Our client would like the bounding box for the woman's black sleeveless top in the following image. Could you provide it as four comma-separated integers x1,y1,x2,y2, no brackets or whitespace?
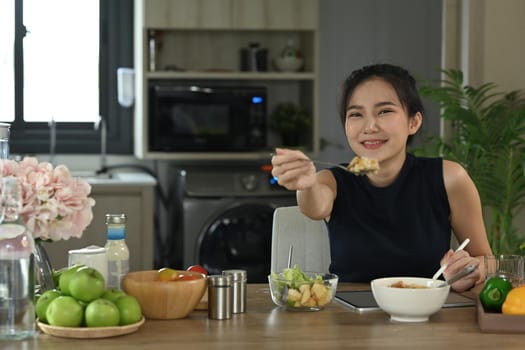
326,154,451,282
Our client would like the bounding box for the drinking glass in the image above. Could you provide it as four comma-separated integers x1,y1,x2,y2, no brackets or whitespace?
485,254,525,287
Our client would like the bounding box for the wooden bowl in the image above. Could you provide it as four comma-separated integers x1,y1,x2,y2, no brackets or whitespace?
194,289,208,310
123,270,207,319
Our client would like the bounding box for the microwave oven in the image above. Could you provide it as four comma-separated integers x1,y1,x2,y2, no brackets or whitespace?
148,81,267,152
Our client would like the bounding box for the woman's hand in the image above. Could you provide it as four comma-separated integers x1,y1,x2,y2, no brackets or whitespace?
440,249,482,292
271,148,317,191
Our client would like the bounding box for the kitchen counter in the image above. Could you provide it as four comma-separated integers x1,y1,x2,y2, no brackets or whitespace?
72,171,157,186
9,284,524,350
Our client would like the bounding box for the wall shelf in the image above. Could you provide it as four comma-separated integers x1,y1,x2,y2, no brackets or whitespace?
147,71,316,81
133,0,319,160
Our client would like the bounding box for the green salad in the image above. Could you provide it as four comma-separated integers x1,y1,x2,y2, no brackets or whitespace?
272,265,322,289
271,265,332,308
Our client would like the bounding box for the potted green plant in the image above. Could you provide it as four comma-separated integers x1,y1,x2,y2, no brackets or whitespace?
269,103,311,147
414,69,525,254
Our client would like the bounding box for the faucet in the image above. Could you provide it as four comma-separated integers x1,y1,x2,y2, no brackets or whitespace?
94,116,107,173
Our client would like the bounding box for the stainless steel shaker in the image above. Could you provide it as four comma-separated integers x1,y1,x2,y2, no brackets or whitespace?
222,269,246,313
207,274,233,320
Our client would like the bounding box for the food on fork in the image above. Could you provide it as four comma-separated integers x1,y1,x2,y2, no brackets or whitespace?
347,156,379,175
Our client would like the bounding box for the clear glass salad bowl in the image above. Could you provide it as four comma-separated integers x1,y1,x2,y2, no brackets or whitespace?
268,269,338,311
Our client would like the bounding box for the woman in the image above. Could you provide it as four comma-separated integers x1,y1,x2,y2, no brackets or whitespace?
271,64,492,292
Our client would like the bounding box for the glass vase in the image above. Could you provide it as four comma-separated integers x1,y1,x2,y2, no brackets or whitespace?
33,239,55,294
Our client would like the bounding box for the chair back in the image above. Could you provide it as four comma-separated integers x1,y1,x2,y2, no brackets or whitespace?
270,206,331,274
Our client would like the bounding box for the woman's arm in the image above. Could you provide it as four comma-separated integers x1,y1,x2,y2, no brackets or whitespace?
442,160,493,291
271,148,337,220
297,170,337,220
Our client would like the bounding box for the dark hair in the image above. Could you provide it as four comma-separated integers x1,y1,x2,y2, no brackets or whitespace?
338,64,425,126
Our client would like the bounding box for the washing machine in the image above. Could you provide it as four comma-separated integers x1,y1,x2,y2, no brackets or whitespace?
171,165,296,283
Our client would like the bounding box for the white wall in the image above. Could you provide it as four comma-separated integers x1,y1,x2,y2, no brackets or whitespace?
318,0,443,163
445,0,525,91
478,0,525,92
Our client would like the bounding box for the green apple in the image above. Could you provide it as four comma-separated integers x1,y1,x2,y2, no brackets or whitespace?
102,288,127,303
69,267,105,303
35,289,61,323
58,264,84,295
52,266,69,287
115,295,142,325
85,299,120,327
46,296,83,327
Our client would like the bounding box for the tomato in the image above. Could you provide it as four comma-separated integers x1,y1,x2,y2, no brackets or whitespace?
177,273,201,281
187,265,208,276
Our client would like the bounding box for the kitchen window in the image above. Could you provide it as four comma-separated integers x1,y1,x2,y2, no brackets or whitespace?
1,0,133,155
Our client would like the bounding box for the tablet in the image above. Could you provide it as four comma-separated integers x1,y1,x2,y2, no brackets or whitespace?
335,290,381,312
335,290,475,313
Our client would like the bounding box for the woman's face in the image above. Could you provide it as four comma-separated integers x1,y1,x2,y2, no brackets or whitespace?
344,78,421,164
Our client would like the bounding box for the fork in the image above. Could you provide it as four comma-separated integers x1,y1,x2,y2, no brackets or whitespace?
271,153,368,174
270,153,349,172
298,159,350,172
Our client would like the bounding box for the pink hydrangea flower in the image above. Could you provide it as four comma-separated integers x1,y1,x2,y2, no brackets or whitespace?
1,157,96,241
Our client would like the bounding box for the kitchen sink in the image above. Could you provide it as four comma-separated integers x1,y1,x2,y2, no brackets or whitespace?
70,171,157,186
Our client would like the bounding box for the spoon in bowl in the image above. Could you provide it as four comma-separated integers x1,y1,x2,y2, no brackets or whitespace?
432,238,471,280
287,245,293,269
438,262,478,288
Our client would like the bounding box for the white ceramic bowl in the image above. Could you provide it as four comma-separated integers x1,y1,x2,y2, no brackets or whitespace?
273,57,304,72
371,277,450,322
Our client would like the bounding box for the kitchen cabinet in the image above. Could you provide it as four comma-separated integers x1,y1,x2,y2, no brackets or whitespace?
133,0,319,160
143,0,317,30
41,176,155,273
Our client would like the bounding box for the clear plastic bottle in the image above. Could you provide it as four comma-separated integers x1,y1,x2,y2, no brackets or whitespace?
104,213,130,289
0,176,36,340
148,30,156,72
0,123,10,160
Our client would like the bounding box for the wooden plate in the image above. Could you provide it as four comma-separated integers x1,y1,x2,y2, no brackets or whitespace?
37,317,145,339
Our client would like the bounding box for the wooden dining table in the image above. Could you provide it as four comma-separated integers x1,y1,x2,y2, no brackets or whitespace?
6,283,524,350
